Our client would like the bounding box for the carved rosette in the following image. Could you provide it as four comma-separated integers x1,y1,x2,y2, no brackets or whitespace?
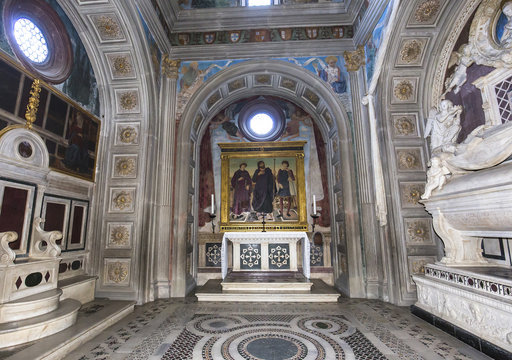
113,155,137,178
397,149,423,171
406,219,433,244
117,90,139,113
399,39,423,64
91,14,124,41
343,45,366,72
110,188,135,212
106,53,134,78
108,223,131,248
401,183,425,207
392,115,417,136
106,260,129,284
116,124,139,145
414,0,441,23
393,80,414,101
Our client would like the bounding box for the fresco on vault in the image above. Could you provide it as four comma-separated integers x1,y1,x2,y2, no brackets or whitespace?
176,55,351,119
179,0,343,10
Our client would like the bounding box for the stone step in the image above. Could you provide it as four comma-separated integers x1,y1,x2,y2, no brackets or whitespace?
197,279,340,302
0,288,63,324
0,298,81,349
221,281,313,292
1,299,135,360
58,275,97,304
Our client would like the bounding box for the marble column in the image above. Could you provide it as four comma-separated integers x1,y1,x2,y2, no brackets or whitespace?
344,47,385,300
152,56,180,298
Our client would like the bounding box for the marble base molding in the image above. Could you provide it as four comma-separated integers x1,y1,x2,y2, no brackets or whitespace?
413,264,512,353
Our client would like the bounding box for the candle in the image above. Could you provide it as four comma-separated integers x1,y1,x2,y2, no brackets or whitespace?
211,194,215,215
313,195,317,215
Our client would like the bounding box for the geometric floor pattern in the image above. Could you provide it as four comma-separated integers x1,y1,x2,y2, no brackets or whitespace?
66,297,492,360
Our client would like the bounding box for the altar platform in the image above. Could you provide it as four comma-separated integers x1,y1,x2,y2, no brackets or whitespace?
196,276,340,302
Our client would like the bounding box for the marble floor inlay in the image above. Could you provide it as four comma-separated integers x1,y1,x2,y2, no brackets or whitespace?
64,297,492,360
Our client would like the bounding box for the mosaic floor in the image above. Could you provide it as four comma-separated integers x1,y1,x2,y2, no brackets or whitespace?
66,297,491,360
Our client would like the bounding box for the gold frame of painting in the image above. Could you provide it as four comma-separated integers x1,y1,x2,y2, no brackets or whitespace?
219,141,308,232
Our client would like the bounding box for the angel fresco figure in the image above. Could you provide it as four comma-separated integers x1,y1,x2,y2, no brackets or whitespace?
280,108,312,140
444,44,474,95
230,163,252,219
424,100,462,154
313,56,347,94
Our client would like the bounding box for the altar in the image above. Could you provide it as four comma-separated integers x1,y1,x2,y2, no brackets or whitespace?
221,232,310,280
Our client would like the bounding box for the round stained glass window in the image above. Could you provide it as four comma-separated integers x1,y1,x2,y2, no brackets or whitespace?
249,113,274,136
13,18,49,63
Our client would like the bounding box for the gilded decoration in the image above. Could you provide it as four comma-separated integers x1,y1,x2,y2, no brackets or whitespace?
119,126,138,144
280,78,297,91
110,225,130,246
108,54,133,77
397,149,422,170
114,156,136,177
119,91,138,111
393,80,414,101
107,261,129,283
228,78,246,92
24,79,41,130
414,0,441,23
255,74,271,85
400,39,422,64
93,15,123,40
343,45,366,72
393,115,417,136
112,190,133,211
207,91,221,109
162,55,180,79
408,257,435,275
406,220,432,244
303,88,320,107
401,183,425,207
322,110,333,128
219,141,308,232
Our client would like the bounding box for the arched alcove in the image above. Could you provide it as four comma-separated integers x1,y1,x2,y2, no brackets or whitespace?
172,59,364,298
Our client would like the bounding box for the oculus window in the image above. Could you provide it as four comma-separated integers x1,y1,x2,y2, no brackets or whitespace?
3,0,73,84
238,99,285,141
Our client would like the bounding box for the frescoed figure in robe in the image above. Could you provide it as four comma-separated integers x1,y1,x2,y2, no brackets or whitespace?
314,56,347,94
276,160,296,218
230,162,252,219
251,161,276,216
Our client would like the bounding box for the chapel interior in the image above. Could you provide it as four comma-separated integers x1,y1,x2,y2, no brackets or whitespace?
0,0,512,359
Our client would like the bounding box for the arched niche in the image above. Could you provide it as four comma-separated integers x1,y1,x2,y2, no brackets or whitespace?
172,59,363,298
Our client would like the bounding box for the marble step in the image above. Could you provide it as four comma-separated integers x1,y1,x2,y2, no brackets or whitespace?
1,299,135,360
221,281,313,292
58,275,97,304
0,298,81,349
0,288,63,324
197,279,340,302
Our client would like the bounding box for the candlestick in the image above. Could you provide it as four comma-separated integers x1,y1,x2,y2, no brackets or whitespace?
312,195,317,215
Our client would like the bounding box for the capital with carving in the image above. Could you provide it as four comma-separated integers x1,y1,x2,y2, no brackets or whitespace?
343,45,366,72
162,54,181,79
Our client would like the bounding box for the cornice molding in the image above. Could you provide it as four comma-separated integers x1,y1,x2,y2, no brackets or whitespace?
168,39,355,61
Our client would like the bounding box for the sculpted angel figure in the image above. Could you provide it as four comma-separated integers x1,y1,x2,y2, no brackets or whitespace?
421,155,451,199
444,44,473,95
424,100,463,154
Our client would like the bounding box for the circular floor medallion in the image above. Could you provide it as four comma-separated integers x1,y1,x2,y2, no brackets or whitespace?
240,335,307,360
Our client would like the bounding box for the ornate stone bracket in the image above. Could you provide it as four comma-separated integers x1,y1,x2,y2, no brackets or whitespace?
31,217,62,259
0,232,18,266
432,212,488,266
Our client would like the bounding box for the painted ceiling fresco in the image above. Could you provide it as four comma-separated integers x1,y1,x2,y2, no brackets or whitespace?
178,0,344,10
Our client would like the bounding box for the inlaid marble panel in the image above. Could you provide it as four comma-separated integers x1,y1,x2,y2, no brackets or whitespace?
268,243,290,270
240,244,261,270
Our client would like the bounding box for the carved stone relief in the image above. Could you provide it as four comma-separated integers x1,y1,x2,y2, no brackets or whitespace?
396,148,424,171
280,78,297,92
392,78,418,103
254,74,272,86
322,110,333,129
408,256,436,275
112,154,138,178
207,91,221,110
408,0,446,27
109,188,136,213
106,222,132,249
391,113,419,137
89,13,125,42
228,78,246,93
405,218,434,245
396,38,429,66
115,89,140,114
114,122,140,146
106,52,135,79
104,258,130,286
303,88,320,107
400,182,425,208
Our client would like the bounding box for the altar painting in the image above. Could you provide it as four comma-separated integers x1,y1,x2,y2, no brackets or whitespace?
219,142,308,232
